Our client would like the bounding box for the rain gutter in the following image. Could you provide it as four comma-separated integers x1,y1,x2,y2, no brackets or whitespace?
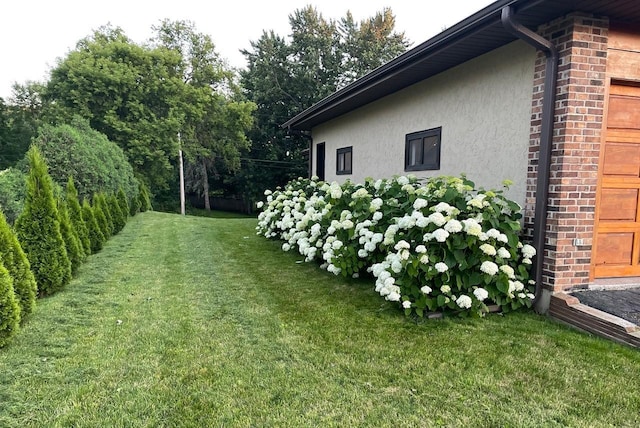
501,5,558,310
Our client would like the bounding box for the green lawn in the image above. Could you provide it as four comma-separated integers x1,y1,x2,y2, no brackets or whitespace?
1,211,638,427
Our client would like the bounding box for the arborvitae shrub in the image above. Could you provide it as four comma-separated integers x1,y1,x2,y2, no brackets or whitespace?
139,181,152,212
0,260,20,348
117,188,130,224
109,194,125,234
130,191,142,216
92,194,110,241
58,200,84,275
15,146,72,296
66,177,91,256
97,193,114,237
0,211,37,318
82,200,105,253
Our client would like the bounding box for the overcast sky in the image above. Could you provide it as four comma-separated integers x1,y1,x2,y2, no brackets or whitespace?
0,0,495,100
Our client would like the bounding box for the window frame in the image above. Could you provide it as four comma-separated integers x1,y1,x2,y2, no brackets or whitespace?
404,127,442,172
336,146,353,175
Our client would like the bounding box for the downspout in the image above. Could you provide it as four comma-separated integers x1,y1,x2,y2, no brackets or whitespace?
501,6,558,311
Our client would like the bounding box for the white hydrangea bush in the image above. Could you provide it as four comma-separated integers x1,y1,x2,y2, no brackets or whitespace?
256,175,535,318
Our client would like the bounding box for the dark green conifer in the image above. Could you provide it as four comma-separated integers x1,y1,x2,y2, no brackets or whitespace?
0,211,37,317
117,187,130,224
0,260,20,348
92,194,110,240
66,177,91,255
14,146,71,296
58,199,84,274
82,200,105,253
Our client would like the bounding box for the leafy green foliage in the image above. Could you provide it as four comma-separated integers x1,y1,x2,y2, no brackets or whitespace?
0,84,43,170
116,187,130,223
33,118,138,204
66,177,91,255
92,194,111,240
138,182,152,213
44,26,183,193
82,200,105,253
236,6,409,201
257,175,535,317
96,193,114,237
57,199,85,274
108,193,125,234
0,168,26,225
0,211,37,317
14,146,71,296
0,261,20,348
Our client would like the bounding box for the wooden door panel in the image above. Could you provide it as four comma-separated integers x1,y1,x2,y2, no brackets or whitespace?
594,232,633,265
599,188,638,221
594,84,640,278
602,143,640,176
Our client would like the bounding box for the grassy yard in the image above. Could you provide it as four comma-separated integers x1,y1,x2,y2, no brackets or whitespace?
0,211,638,427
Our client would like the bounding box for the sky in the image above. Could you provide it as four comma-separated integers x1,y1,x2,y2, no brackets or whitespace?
0,0,495,100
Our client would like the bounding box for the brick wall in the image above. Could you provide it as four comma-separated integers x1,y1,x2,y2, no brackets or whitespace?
526,14,609,292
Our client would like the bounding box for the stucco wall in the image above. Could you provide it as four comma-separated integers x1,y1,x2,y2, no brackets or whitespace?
311,40,536,207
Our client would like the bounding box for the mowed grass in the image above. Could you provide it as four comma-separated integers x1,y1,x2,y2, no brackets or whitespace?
0,212,639,427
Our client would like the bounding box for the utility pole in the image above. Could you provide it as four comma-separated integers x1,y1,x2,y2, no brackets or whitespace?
178,132,186,216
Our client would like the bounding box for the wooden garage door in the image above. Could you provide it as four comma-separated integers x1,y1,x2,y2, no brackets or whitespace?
594,84,640,277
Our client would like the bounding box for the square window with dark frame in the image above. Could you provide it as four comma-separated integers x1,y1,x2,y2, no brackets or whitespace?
405,127,441,171
336,146,352,175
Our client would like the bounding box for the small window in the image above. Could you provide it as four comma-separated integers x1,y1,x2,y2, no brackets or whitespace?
336,146,352,175
405,127,441,171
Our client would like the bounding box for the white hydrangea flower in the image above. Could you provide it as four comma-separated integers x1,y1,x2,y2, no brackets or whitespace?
497,247,511,259
480,244,497,256
440,285,451,294
444,219,463,233
387,292,401,302
420,255,429,264
420,285,432,294
415,245,427,254
402,300,412,309
527,293,535,300
256,201,264,209
282,243,291,251
435,262,448,273
416,216,430,228
397,176,410,186
428,212,447,227
433,228,450,242
413,198,429,210
394,240,411,251
351,188,369,199
522,244,536,259
486,228,501,239
373,211,383,221
461,218,482,237
473,287,489,302
497,233,508,244
332,240,344,250
358,249,368,258
342,219,354,229
500,265,516,279
264,189,272,196
456,295,472,309
480,261,499,276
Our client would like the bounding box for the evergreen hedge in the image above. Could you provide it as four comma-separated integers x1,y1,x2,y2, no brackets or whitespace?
96,193,114,237
117,188,130,223
66,177,91,255
109,193,125,234
0,211,37,317
58,199,84,274
0,260,20,347
82,200,105,253
15,147,71,296
92,194,110,241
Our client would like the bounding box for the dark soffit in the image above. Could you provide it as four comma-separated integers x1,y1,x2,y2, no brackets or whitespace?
282,0,640,131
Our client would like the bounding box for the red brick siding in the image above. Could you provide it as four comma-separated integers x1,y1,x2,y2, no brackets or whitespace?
526,14,609,292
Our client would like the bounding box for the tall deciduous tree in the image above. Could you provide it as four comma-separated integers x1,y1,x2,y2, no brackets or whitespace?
44,26,184,192
15,146,71,296
238,6,409,201
151,20,255,210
